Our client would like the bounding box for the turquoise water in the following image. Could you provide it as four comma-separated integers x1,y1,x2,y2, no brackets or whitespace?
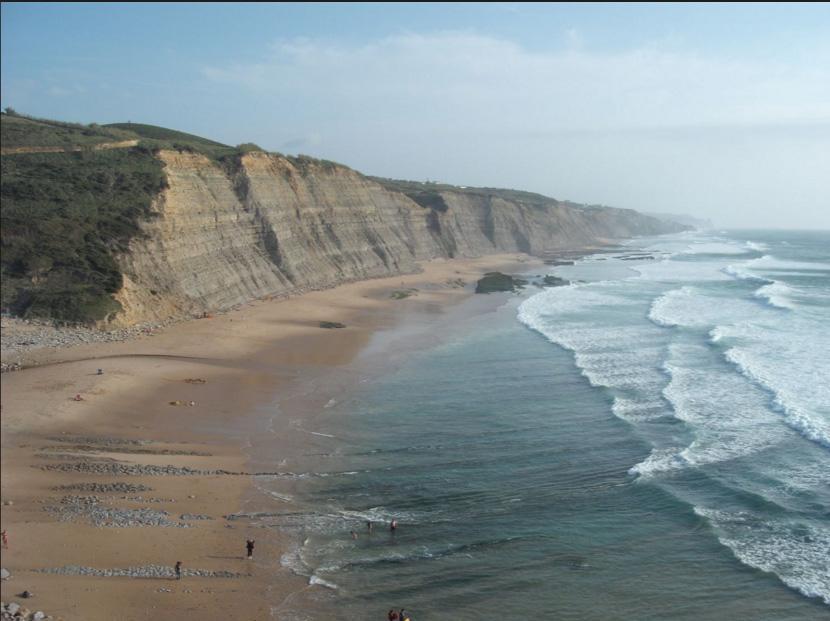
266,230,829,620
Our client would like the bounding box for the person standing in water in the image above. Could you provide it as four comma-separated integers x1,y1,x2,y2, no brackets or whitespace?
174,561,182,580
246,539,255,559
367,520,373,533
390,519,398,532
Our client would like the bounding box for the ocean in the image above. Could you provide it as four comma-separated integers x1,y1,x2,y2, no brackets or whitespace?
261,230,829,620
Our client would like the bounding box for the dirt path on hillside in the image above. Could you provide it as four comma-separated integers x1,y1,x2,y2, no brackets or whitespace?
0,139,139,155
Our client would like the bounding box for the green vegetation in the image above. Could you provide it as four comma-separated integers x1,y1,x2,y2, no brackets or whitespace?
390,289,417,300
474,272,528,294
286,154,348,172
1,112,135,149
370,177,567,210
0,111,393,324
104,122,238,159
1,148,166,323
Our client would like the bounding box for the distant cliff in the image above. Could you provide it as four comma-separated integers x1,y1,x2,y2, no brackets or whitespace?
112,152,684,324
0,113,687,325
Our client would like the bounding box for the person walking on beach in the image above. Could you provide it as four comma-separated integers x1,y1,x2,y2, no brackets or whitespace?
174,561,182,580
246,539,255,559
1,529,8,549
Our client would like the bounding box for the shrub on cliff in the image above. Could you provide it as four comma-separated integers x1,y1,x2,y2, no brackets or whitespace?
1,149,166,323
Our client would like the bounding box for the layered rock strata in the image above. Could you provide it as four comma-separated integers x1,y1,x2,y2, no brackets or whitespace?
114,150,682,325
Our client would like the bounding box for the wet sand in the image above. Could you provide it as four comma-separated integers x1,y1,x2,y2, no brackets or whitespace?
0,255,539,620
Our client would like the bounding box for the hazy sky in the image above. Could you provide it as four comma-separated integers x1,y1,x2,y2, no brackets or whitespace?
2,3,829,228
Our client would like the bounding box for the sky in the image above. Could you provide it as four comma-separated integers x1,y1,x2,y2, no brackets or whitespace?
2,3,829,229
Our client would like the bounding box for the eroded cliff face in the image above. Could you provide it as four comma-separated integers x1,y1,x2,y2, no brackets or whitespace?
114,150,683,325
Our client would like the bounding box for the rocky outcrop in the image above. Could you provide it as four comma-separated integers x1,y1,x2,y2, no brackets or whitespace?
113,150,684,325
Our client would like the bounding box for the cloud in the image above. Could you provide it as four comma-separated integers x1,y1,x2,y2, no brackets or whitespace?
201,31,830,132
199,31,830,228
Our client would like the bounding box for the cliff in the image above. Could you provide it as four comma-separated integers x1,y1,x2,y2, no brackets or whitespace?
113,151,684,325
0,114,686,326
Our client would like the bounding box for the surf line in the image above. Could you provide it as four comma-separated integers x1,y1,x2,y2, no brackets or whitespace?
295,428,337,438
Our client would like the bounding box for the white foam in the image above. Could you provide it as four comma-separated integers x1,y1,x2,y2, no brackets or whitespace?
648,286,763,328
714,320,830,449
629,447,690,477
519,283,670,423
680,242,751,256
629,338,795,478
695,507,830,604
309,575,338,589
635,258,733,283
746,241,769,252
723,263,770,283
747,255,830,272
754,281,797,310
725,346,830,449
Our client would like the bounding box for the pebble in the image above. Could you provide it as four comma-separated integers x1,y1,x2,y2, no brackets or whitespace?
44,495,188,528
53,482,153,494
180,514,212,521
41,462,210,476
35,565,244,579
1,317,173,372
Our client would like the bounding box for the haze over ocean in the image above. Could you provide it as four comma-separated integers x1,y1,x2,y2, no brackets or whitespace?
254,230,830,620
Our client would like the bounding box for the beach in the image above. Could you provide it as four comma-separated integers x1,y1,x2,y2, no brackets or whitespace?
0,254,539,621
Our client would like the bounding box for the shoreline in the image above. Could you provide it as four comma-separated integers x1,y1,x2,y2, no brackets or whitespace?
1,254,543,620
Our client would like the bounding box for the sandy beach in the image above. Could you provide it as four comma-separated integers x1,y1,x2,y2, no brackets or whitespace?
0,254,540,620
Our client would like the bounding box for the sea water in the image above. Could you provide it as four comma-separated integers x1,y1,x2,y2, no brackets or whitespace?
265,230,829,620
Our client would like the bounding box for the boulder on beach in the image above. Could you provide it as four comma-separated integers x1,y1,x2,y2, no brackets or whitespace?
475,272,528,294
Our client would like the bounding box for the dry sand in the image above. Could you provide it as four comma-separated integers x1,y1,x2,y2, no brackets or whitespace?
0,255,539,620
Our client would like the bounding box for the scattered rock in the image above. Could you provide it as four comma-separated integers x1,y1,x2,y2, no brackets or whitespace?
1,567,10,580
179,513,212,521
183,378,206,384
1,316,175,372
540,275,569,288
53,482,153,494
44,495,187,528
35,565,244,579
318,321,346,329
